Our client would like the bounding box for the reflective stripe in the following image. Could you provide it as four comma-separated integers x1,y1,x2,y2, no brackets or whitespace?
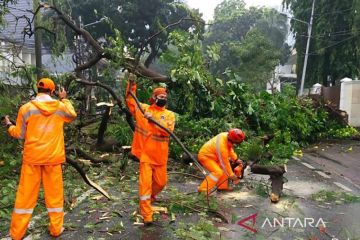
20,109,41,139
54,110,75,119
14,208,33,214
47,207,63,213
216,135,229,176
140,195,151,201
208,173,219,182
153,134,169,139
135,124,170,142
135,125,148,134
135,126,148,138
151,136,169,142
152,135,170,142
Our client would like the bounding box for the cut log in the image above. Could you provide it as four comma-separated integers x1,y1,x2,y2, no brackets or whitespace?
250,164,286,176
250,164,287,203
269,175,285,203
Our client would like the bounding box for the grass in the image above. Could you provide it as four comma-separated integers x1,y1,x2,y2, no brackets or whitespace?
252,182,269,198
311,190,360,204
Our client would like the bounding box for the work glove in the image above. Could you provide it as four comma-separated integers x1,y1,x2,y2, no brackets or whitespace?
1,115,13,127
229,174,238,181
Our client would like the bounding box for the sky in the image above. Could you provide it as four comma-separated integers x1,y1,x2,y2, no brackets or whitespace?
186,0,284,22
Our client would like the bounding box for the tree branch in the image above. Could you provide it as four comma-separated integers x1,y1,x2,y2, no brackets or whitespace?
66,156,110,199
74,77,135,130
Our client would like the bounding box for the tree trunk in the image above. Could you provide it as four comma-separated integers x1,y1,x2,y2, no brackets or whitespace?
250,164,286,176
144,47,159,67
34,0,42,80
97,106,111,145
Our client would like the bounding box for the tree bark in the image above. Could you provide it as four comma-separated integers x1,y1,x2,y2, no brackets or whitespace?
66,156,110,199
250,164,286,176
34,0,42,80
67,147,110,164
97,106,111,146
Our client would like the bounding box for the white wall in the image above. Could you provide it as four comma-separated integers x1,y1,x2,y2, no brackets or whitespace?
340,78,360,127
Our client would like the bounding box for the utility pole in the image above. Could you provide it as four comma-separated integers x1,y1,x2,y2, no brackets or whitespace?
33,0,42,80
299,0,316,96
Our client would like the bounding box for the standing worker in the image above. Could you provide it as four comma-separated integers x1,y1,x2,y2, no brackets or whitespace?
126,73,175,225
198,129,245,195
2,78,77,239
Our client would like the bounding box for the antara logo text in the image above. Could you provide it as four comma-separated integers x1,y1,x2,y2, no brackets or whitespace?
237,213,327,233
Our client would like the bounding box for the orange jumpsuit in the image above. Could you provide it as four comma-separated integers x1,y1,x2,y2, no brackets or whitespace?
198,132,238,194
126,83,175,223
7,93,77,239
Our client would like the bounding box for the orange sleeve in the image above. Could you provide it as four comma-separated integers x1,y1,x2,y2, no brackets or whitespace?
60,99,77,123
8,105,26,139
218,135,234,176
126,82,137,116
229,148,238,162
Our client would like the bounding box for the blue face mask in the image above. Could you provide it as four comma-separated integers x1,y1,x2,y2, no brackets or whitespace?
155,98,167,107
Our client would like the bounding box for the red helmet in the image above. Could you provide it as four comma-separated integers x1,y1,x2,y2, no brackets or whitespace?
37,78,55,92
228,128,245,144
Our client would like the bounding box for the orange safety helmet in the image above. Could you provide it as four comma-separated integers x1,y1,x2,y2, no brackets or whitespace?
37,78,56,93
228,128,245,144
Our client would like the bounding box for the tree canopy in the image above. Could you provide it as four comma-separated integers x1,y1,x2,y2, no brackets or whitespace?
205,0,290,88
283,0,360,86
67,0,204,67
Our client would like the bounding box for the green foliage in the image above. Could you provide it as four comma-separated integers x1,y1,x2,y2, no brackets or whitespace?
253,182,269,198
161,30,214,116
311,190,360,204
0,83,27,155
0,0,15,25
205,0,290,84
67,0,203,66
175,218,220,240
213,0,246,21
238,138,266,162
231,28,282,88
159,29,357,165
108,120,133,146
325,125,359,139
0,84,24,233
167,73,355,165
167,187,217,214
0,176,18,233
283,0,360,86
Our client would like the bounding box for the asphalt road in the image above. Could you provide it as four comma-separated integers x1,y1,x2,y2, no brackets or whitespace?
2,140,360,240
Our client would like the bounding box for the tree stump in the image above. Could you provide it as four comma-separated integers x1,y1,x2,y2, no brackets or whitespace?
250,164,287,203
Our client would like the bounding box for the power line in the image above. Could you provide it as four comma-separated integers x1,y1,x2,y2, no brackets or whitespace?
298,30,359,40
313,8,354,16
308,33,360,55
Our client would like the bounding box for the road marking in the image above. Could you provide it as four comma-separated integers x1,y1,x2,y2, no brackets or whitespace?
334,182,353,192
292,156,301,161
301,162,315,169
315,171,331,179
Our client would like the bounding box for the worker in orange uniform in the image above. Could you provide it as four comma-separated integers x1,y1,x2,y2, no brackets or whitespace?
198,128,245,195
126,73,175,225
2,78,77,239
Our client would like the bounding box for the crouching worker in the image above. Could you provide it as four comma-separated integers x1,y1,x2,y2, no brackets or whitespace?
2,78,76,239
125,74,175,225
198,128,245,195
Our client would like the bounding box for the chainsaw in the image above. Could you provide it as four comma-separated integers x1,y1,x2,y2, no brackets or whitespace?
231,159,247,184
